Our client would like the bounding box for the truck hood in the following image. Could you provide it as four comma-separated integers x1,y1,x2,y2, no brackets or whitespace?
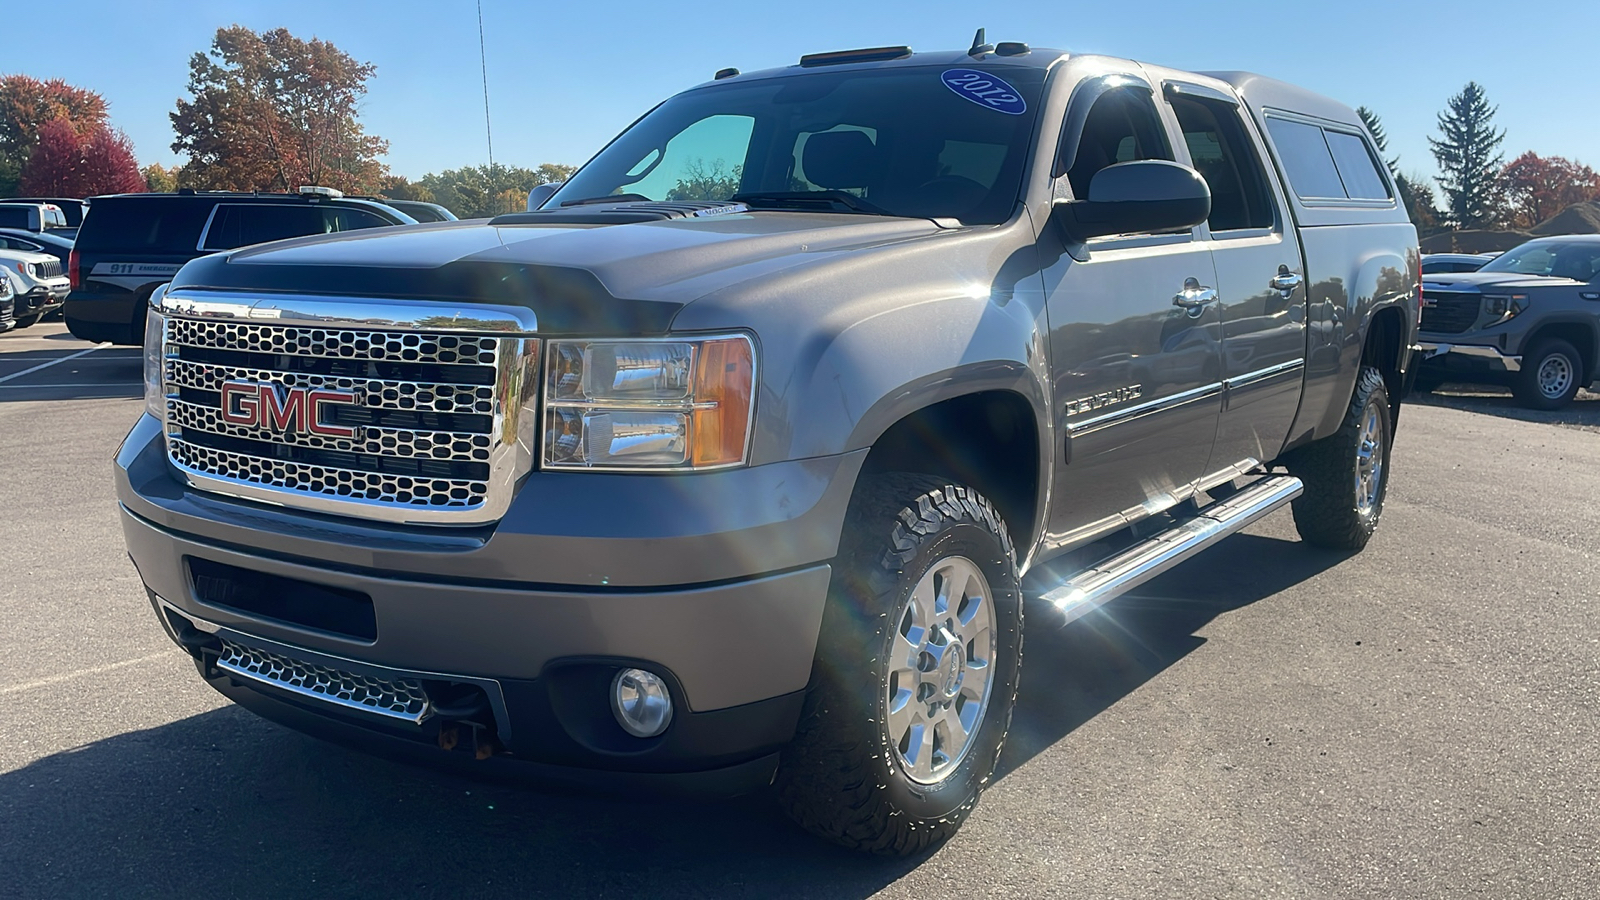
166,214,945,335
1422,271,1586,291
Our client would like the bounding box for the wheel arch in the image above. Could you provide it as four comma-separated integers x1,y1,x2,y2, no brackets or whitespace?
853,384,1048,559
1522,318,1599,382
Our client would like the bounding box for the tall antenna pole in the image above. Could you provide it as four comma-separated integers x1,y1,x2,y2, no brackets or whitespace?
477,0,497,209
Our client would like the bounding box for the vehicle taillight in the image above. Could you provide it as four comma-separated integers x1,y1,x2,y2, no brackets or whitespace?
68,249,80,290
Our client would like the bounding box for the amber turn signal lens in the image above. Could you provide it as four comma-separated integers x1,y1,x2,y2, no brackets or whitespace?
690,337,754,467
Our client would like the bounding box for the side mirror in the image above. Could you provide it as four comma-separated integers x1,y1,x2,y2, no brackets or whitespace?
1055,160,1211,241
527,182,563,211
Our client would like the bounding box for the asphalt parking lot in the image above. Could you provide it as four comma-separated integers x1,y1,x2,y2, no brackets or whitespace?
1,321,1596,899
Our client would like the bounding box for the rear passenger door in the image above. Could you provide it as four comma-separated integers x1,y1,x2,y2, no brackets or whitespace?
1164,82,1307,470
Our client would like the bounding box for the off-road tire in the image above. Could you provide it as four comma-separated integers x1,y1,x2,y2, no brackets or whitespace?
773,475,1023,855
1288,365,1392,551
13,313,40,330
1512,338,1583,411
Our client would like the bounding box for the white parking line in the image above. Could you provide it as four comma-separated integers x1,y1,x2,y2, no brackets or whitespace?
0,342,115,384
0,649,179,696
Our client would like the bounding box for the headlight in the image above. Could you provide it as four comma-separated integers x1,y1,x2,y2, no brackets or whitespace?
143,303,168,423
17,261,33,278
1485,293,1528,321
543,335,755,470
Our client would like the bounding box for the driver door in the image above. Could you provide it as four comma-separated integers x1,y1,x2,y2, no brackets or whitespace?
1039,73,1224,548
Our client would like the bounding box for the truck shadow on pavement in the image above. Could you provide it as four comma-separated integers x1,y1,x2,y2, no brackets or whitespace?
0,535,1347,899
1409,385,1600,431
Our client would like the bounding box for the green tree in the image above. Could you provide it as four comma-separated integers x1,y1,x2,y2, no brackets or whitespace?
377,174,435,203
171,26,389,193
415,163,574,217
1355,106,1395,173
1428,82,1507,229
142,163,179,193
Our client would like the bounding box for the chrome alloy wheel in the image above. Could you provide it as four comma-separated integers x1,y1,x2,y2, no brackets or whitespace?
1355,403,1385,515
886,556,997,785
1537,353,1576,399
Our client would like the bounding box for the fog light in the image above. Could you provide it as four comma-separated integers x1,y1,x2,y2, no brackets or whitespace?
611,668,673,738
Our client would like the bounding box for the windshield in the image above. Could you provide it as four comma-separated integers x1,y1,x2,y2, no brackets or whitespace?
1478,241,1600,281
550,65,1047,225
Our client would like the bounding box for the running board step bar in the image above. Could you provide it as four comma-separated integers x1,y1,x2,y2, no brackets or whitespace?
1036,475,1303,623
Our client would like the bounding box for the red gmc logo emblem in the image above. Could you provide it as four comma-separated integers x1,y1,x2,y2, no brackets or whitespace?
220,381,358,438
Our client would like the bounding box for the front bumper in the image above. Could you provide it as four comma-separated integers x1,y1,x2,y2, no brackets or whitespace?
116,414,859,785
17,285,65,315
1417,340,1522,373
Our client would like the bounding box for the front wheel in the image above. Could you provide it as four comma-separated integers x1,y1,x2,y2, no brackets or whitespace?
1288,366,1393,551
13,313,40,330
1513,339,1583,410
774,475,1023,855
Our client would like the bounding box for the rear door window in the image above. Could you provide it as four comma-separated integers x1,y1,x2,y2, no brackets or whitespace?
202,204,324,250
76,198,213,254
1169,94,1276,232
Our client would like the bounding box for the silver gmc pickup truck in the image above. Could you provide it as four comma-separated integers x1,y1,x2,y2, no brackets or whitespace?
117,37,1419,854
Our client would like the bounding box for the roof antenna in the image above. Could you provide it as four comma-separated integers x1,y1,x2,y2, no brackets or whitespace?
968,27,994,57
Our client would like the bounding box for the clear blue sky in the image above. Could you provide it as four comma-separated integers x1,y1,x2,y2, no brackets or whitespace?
9,0,1596,190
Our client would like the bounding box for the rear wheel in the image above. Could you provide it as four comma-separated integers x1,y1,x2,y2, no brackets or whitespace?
1513,339,1583,410
774,475,1023,855
1288,366,1392,551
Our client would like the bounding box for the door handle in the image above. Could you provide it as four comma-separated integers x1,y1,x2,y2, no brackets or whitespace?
1270,268,1303,293
1173,278,1218,317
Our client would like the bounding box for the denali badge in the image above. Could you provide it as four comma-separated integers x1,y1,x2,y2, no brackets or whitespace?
1064,385,1143,417
220,381,358,438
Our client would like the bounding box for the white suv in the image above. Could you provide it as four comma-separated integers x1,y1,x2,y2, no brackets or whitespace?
0,247,70,328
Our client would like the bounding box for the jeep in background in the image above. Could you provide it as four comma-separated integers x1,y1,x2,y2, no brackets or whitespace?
63,189,416,345
1418,234,1600,408
0,245,69,328
117,39,1418,855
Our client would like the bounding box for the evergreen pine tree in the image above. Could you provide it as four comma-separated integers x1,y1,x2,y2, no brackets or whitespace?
1428,83,1506,229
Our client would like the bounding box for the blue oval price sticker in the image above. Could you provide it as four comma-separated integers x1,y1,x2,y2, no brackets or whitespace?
941,69,1027,115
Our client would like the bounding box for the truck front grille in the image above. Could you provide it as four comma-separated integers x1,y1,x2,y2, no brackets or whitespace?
216,639,431,724
35,259,62,279
1420,290,1481,334
155,295,539,525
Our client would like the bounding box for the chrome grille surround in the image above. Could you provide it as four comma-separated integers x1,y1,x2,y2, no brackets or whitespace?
216,638,431,723
153,289,539,525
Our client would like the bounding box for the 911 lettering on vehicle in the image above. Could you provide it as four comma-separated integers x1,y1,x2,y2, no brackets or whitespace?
941,69,1027,115
219,382,358,438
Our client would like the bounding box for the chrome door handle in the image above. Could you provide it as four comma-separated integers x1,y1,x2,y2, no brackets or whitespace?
1270,270,1303,292
1173,282,1218,317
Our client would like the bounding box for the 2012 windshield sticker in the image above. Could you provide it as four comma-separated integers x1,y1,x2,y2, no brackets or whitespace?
941,70,1026,115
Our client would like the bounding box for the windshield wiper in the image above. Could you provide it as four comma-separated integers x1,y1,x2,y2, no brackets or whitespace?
559,193,653,207
730,191,893,216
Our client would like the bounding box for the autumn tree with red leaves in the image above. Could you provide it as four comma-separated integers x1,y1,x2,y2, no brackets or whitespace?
19,118,146,196
171,26,389,194
0,75,110,194
1501,152,1600,229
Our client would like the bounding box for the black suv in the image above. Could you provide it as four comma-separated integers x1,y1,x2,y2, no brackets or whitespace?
64,190,415,345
